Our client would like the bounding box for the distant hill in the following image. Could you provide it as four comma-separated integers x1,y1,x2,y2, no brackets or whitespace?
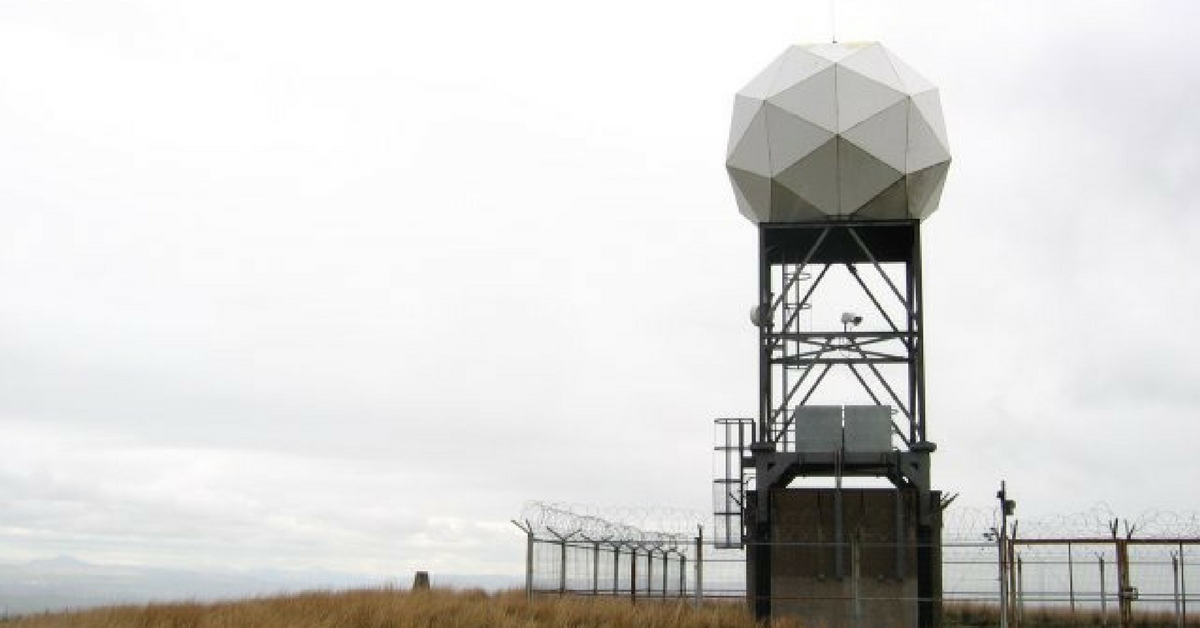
0,556,520,616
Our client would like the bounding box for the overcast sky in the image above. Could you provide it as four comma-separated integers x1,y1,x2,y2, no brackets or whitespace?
2,0,1199,581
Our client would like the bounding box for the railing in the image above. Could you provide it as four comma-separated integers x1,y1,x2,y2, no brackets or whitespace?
712,418,754,550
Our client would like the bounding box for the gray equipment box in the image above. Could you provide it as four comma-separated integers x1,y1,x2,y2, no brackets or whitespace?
843,405,893,453
793,406,843,453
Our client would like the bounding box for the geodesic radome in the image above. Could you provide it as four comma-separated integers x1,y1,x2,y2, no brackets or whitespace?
726,42,951,223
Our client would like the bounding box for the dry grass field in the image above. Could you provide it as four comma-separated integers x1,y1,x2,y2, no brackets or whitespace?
6,588,1197,628
3,588,797,628
943,603,1199,628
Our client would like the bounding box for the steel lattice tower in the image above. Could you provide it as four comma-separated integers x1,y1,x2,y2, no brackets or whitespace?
716,42,951,627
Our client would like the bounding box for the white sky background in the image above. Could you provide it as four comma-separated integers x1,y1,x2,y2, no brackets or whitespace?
2,0,1199,579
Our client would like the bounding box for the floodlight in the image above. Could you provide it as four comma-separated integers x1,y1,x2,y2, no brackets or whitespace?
750,304,771,327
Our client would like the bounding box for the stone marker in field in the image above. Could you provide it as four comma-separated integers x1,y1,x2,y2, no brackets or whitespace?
412,571,430,590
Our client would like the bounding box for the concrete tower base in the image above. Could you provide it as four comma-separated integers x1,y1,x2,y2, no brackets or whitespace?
746,487,943,628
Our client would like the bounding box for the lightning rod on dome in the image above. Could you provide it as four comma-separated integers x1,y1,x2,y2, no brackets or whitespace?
830,0,837,43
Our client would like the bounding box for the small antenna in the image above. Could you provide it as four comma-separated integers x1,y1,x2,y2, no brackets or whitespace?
830,0,838,43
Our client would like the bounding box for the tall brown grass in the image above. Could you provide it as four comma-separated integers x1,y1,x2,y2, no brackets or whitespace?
4,587,800,628
8,589,1197,628
943,602,1200,628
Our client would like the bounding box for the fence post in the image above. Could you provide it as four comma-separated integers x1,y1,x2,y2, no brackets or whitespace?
679,554,687,599
995,483,1015,628
1100,555,1108,628
512,520,535,603
1016,554,1024,627
695,527,704,609
630,548,638,605
1116,536,1132,628
647,550,654,597
1008,526,1020,628
545,526,578,596
1181,542,1188,624
997,529,1008,628
613,545,620,595
592,541,600,596
646,549,654,597
527,532,535,601
1173,553,1182,628
559,539,567,595
662,551,669,598
1068,542,1075,614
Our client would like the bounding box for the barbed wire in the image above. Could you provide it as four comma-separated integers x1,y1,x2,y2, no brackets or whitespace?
519,501,705,545
522,501,1200,544
944,503,1200,540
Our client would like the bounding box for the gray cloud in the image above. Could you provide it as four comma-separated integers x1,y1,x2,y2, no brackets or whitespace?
1,0,1198,588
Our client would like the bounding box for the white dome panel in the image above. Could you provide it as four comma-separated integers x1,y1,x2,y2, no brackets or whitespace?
837,138,903,215
906,103,952,172
840,44,905,92
765,104,835,176
727,95,764,159
776,139,839,215
738,51,789,100
727,42,951,223
912,89,950,149
727,108,771,178
884,50,936,94
768,66,837,133
835,64,906,132
769,47,833,98
843,98,909,173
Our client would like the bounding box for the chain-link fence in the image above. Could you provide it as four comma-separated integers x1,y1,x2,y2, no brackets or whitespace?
514,502,1200,627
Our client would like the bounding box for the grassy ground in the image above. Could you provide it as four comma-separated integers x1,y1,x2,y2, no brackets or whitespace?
3,588,797,628
6,589,1197,628
943,603,1199,628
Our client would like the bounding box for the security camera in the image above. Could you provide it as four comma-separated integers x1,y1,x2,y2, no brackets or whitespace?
840,312,863,326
